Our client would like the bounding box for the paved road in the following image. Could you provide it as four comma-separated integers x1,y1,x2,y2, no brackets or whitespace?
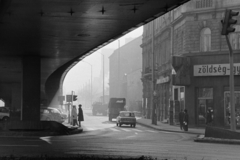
0,109,240,160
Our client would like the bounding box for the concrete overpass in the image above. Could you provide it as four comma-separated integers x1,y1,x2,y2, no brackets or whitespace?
0,0,189,122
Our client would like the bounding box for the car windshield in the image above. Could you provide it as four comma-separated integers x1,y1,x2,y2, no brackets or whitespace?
120,112,135,117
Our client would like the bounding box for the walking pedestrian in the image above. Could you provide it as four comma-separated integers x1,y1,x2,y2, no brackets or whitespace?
183,109,189,131
179,109,184,130
71,105,78,126
78,104,84,127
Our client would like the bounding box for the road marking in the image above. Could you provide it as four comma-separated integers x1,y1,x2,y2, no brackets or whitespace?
40,136,51,144
132,129,143,132
119,128,131,132
109,128,120,132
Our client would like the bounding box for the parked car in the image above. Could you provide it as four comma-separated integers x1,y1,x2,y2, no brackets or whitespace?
56,108,68,121
116,111,136,127
0,107,10,121
40,107,65,123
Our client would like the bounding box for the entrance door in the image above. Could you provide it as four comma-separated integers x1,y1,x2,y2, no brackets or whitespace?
197,88,213,125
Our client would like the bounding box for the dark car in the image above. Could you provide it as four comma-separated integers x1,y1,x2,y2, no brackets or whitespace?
116,111,136,127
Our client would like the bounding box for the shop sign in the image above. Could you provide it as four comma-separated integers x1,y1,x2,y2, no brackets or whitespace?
156,76,169,84
194,63,240,76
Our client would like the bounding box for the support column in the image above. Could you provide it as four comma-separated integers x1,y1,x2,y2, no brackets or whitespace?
11,83,21,121
21,56,41,121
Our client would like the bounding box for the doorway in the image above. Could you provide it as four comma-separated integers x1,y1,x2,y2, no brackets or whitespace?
197,88,213,125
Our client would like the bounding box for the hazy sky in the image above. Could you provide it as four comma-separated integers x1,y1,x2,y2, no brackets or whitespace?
63,26,143,95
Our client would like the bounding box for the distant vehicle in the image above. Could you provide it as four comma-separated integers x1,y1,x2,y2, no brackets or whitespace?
40,107,65,123
0,107,10,121
108,98,126,121
92,102,107,116
116,111,136,127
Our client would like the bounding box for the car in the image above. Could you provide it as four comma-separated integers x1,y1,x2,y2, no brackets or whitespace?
0,107,10,121
116,111,136,127
40,107,65,123
56,108,68,121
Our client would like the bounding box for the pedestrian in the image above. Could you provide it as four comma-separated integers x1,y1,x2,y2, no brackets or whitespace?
71,105,78,126
206,108,213,125
183,109,189,131
179,109,184,130
78,104,84,127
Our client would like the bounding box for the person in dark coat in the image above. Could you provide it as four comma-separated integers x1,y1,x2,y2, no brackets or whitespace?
78,104,84,127
183,109,189,131
206,108,213,125
179,109,184,130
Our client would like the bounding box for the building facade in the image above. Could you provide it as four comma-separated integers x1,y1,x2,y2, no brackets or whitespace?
109,36,143,112
142,0,240,128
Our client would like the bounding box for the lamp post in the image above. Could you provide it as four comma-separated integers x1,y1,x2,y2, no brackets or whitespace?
81,60,92,107
99,53,105,105
102,53,105,104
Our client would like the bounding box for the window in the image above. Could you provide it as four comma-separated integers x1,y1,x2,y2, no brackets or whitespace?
229,25,240,50
120,112,135,117
200,28,211,52
196,0,213,8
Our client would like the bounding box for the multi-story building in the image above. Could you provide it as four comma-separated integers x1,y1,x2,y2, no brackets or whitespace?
141,0,240,128
109,36,143,112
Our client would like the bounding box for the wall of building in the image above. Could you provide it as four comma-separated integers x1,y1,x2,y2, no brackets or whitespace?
109,36,143,112
142,0,240,127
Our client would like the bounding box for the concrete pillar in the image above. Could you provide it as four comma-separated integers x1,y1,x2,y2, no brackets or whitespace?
10,83,21,121
21,56,40,121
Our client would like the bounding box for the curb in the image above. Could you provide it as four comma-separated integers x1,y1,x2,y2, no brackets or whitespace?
136,121,200,135
0,128,83,137
194,135,240,145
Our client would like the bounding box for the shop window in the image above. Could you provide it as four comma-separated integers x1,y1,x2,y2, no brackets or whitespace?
224,91,240,126
200,28,211,52
197,88,213,125
229,25,240,50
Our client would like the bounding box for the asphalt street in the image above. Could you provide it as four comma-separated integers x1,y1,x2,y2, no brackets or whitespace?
0,108,240,160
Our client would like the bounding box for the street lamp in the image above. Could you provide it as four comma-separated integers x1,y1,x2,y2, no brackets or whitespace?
99,53,105,104
81,60,92,107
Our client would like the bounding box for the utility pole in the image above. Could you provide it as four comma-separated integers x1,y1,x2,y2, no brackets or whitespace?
221,9,239,131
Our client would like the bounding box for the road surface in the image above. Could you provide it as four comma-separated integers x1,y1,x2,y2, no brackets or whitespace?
0,108,240,160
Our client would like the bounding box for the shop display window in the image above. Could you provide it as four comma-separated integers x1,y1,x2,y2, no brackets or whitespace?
224,91,240,126
197,88,213,125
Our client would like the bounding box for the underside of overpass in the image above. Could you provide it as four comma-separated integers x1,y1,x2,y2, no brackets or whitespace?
0,0,189,122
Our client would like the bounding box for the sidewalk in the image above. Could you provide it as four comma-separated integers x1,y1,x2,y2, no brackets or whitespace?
136,117,240,145
136,117,205,135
